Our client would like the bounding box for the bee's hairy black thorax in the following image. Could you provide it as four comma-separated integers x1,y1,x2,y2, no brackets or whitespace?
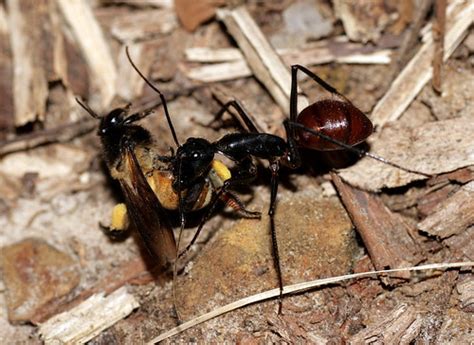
100,124,153,168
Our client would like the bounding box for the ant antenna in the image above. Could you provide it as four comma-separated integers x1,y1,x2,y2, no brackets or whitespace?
288,121,433,178
125,46,180,147
76,97,100,119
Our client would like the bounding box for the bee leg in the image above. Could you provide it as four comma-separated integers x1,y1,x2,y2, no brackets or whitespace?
100,203,130,240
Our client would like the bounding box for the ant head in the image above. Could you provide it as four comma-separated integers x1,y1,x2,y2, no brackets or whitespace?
173,138,214,191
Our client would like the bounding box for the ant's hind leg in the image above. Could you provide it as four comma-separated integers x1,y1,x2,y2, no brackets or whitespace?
268,160,284,314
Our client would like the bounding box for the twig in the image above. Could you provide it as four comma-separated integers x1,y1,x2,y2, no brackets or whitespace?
148,261,473,343
217,6,308,115
0,118,96,157
184,45,392,83
371,0,473,128
432,0,446,93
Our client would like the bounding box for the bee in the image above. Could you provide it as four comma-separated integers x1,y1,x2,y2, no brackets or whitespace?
76,80,260,269
75,100,178,267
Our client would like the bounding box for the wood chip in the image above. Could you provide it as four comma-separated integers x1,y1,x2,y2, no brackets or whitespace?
418,181,474,238
217,6,308,115
456,276,474,311
184,42,392,83
110,8,177,42
371,0,474,128
185,47,244,62
0,4,14,133
185,60,250,83
338,117,474,191
7,0,66,125
333,0,390,43
39,287,139,344
443,225,474,260
57,0,117,109
32,257,157,324
349,304,422,344
331,173,423,280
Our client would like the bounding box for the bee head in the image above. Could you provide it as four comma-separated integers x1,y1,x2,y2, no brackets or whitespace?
98,108,127,135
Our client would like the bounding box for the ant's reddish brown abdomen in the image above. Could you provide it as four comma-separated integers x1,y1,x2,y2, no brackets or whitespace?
296,99,373,151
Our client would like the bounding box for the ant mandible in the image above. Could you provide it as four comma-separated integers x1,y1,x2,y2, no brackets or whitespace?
127,47,430,314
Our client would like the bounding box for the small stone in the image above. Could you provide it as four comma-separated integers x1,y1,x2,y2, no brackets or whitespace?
1,238,80,323
271,1,333,49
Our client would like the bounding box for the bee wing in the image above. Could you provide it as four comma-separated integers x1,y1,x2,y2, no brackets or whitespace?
120,144,176,268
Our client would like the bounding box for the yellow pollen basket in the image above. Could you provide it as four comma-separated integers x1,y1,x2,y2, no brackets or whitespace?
111,203,128,230
212,160,231,182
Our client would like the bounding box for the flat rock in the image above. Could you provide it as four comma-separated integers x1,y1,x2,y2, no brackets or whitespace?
1,238,80,323
176,192,355,318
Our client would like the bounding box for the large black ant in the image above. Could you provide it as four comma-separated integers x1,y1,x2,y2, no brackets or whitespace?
125,45,432,315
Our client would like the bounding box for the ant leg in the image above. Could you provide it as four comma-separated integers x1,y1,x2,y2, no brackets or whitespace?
282,120,302,169
268,160,284,314
208,100,261,134
221,191,261,219
290,65,299,124
178,189,224,258
206,101,235,128
179,157,259,258
178,189,260,258
291,65,343,100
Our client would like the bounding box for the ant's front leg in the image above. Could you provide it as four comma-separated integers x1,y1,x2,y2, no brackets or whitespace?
179,156,259,257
